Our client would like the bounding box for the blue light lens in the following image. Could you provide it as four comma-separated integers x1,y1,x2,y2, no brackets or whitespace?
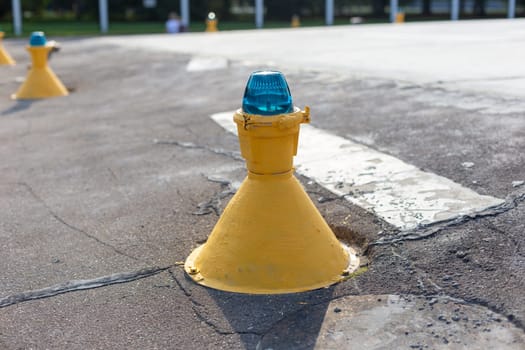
242,71,294,116
29,31,47,46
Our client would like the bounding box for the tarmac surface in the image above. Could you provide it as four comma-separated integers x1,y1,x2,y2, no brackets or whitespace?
1,19,525,349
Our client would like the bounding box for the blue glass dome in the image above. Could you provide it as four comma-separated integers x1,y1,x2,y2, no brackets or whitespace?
29,32,47,46
242,71,294,116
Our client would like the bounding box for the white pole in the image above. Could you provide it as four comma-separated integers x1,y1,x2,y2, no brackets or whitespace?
11,0,22,36
99,0,109,33
451,0,460,20
508,0,516,18
181,0,190,28
325,0,334,25
255,0,264,29
390,0,398,22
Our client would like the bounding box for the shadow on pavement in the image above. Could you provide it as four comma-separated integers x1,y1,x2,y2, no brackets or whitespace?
206,286,335,350
1,100,35,116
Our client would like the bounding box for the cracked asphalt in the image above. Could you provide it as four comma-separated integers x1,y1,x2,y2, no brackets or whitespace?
1,22,525,349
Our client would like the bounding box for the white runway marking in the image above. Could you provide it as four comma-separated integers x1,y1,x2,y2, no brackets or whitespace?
211,112,504,230
186,57,228,72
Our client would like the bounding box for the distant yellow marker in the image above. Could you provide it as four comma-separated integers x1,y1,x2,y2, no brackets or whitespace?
291,15,301,28
12,31,68,100
0,32,16,65
205,12,218,32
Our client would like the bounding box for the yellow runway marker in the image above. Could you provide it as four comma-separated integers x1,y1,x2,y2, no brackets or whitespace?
12,32,68,100
0,32,16,65
185,71,358,294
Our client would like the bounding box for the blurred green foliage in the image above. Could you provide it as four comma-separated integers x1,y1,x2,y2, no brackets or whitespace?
0,0,522,31
1,0,384,22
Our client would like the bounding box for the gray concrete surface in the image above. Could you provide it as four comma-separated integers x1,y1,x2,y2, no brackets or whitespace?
1,19,524,349
99,18,525,98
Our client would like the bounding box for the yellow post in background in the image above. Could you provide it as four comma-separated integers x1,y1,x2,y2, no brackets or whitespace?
291,15,301,27
12,32,68,100
0,32,16,65
205,12,218,32
185,71,359,294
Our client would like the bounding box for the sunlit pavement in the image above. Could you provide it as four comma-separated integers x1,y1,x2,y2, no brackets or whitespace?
99,18,525,98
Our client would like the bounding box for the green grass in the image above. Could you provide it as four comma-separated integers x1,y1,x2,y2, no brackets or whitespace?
0,18,390,38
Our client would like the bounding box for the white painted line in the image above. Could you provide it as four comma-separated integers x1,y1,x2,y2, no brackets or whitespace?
211,112,504,230
186,57,228,72
212,112,237,134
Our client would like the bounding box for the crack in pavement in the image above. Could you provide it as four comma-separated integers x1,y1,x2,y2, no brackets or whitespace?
371,190,525,246
250,280,525,338
168,268,192,298
153,139,243,161
454,292,525,332
167,269,262,338
0,266,171,308
250,286,523,346
192,303,262,337
309,189,524,248
18,182,139,261
390,245,443,295
192,176,237,216
276,290,521,329
166,270,456,343
482,221,523,271
390,243,525,332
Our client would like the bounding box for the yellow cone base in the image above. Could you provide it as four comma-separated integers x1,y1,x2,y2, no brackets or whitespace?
184,170,359,294
0,46,15,65
205,20,218,32
12,66,68,100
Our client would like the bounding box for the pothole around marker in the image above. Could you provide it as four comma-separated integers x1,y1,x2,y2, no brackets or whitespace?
331,224,369,254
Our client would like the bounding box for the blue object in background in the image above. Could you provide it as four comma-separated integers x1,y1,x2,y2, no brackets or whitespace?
29,31,47,46
242,71,294,116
